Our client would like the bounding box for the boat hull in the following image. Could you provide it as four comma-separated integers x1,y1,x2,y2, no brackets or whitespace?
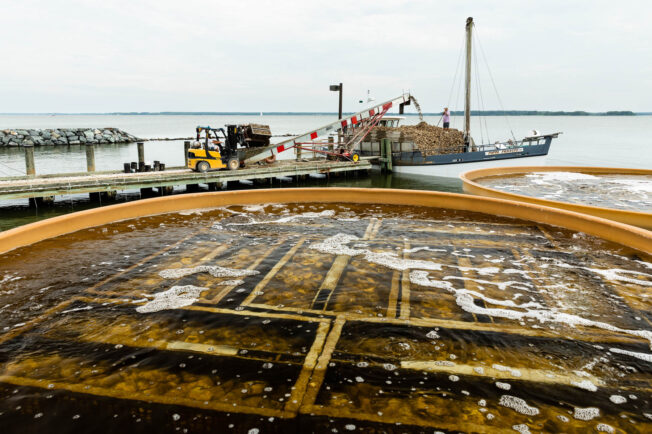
393,153,548,178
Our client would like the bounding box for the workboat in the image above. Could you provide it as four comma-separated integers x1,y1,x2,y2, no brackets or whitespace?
359,17,560,178
360,118,559,178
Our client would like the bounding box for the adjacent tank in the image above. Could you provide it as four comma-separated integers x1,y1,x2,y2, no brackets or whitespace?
462,166,652,229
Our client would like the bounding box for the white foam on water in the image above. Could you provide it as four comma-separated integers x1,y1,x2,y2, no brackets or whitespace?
474,367,485,375
418,271,652,347
571,380,597,392
218,279,244,286
137,285,207,313
448,285,543,311
496,381,511,390
404,246,447,254
443,275,533,292
243,205,266,212
609,395,626,404
596,423,614,433
573,406,600,421
314,232,652,347
550,258,652,287
159,265,259,280
177,209,204,216
448,375,459,382
607,178,652,194
410,272,454,291
492,364,522,378
512,424,530,434
310,234,443,272
223,209,336,226
499,395,539,416
261,210,336,224
61,306,94,314
454,265,500,276
587,267,652,287
609,347,652,363
557,415,569,423
527,172,599,184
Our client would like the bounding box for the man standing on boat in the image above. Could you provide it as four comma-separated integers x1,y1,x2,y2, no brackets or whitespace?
442,108,450,129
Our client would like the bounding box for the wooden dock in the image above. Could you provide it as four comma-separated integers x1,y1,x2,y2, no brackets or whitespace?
0,159,371,201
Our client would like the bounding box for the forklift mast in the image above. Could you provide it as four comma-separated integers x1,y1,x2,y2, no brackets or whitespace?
225,125,245,150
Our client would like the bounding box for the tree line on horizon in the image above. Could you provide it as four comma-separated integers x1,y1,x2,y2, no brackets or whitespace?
4,110,638,116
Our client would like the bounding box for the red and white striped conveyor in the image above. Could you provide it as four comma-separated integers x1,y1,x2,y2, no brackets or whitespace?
243,93,412,164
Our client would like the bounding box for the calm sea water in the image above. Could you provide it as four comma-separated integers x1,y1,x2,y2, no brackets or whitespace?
0,114,650,229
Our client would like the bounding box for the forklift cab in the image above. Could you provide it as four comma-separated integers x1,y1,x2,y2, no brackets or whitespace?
187,126,243,172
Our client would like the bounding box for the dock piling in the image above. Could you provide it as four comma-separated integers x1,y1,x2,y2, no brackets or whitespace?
184,141,191,168
137,142,145,167
86,143,96,172
381,138,393,172
28,196,54,208
24,145,35,176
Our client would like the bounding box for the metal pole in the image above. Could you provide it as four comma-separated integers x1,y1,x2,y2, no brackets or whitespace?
24,145,35,176
464,17,473,143
85,143,95,172
184,141,191,168
338,82,343,120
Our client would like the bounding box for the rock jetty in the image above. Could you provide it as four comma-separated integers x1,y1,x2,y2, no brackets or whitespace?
0,128,139,146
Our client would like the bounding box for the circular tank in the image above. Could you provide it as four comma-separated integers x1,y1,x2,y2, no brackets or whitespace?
461,166,652,229
0,188,650,433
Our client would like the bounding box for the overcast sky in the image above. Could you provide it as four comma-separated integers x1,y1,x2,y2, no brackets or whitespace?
2,0,651,113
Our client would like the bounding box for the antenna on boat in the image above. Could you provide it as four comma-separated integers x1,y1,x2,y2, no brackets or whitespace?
464,16,473,146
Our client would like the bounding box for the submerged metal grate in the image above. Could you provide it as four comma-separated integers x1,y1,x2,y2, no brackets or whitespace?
0,203,650,432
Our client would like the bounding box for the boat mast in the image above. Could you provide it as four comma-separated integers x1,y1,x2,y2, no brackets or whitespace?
464,16,473,144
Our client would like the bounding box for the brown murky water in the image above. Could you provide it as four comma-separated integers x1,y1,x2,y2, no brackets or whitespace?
476,172,652,212
0,203,650,433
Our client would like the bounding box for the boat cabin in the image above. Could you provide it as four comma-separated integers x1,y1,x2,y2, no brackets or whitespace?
377,117,404,128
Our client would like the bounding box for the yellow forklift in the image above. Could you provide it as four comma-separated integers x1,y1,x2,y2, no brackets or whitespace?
187,125,244,172
187,124,272,172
